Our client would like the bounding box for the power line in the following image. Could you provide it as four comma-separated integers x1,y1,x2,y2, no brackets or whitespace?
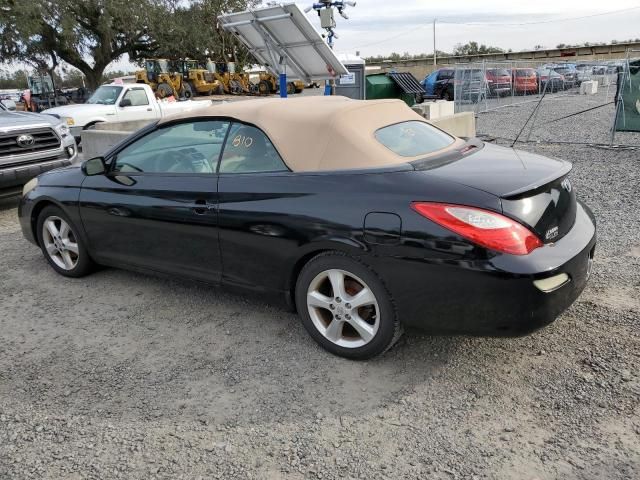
348,6,640,50
441,6,640,26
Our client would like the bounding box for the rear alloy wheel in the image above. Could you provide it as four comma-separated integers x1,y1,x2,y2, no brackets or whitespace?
37,206,94,278
296,253,402,359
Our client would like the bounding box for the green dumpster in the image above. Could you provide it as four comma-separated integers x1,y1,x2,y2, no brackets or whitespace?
365,73,420,106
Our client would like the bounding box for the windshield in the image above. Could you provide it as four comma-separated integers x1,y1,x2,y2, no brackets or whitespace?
375,121,455,157
488,68,510,76
86,86,123,105
515,69,536,77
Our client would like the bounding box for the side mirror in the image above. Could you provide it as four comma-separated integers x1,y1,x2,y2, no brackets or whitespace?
82,157,106,176
119,98,132,108
1,99,16,111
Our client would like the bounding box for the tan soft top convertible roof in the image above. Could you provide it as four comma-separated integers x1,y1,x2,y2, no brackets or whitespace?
161,96,461,172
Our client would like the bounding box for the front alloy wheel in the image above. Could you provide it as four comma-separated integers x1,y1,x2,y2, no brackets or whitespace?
42,216,78,271
36,205,94,278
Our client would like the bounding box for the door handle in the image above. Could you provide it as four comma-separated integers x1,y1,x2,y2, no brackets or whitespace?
146,108,152,111
108,206,131,217
192,199,216,215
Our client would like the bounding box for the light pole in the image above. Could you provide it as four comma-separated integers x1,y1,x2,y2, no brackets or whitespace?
305,1,356,95
433,18,437,66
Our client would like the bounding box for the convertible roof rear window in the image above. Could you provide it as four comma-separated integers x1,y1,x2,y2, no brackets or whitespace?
374,121,455,157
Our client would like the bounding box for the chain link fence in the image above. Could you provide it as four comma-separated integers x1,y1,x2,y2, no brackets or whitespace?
447,60,621,114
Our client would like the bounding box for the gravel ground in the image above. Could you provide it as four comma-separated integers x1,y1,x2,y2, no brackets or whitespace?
475,89,638,146
1,94,639,479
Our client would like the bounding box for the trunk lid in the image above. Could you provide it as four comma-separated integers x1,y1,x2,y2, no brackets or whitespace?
416,142,576,243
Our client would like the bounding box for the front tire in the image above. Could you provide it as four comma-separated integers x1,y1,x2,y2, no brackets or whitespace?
295,252,402,359
36,206,94,278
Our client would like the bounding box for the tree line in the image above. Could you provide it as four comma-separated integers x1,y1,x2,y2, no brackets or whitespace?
365,38,640,63
0,0,259,89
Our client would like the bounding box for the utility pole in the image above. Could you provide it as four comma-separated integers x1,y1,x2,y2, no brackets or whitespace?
433,18,437,66
305,1,356,95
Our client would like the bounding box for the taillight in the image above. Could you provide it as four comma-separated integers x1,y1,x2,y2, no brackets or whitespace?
411,202,543,255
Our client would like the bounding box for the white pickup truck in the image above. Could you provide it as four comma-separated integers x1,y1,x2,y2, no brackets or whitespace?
42,83,212,141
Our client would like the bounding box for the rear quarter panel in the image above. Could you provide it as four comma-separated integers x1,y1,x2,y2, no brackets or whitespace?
216,168,501,296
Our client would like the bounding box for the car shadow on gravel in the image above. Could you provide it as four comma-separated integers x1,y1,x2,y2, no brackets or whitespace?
3,254,469,428
0,195,19,210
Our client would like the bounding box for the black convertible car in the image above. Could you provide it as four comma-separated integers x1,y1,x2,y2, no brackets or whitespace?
19,96,596,359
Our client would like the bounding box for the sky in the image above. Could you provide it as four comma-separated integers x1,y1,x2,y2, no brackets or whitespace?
327,0,640,57
5,0,640,75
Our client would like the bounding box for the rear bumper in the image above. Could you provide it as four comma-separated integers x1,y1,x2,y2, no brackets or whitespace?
374,201,596,335
514,84,537,92
489,83,512,93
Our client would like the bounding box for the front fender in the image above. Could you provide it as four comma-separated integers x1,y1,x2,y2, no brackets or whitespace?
19,187,85,248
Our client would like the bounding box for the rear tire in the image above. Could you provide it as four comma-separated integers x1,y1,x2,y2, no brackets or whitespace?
36,205,94,278
295,252,402,359
258,80,271,95
157,82,173,98
182,82,194,99
188,81,198,97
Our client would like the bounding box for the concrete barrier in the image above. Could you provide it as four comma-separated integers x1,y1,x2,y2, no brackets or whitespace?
412,100,455,120
94,119,154,131
81,119,154,159
429,112,476,138
436,100,454,117
81,130,132,159
580,81,598,95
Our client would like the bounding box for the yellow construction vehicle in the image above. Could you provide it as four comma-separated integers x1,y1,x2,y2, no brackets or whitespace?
135,59,192,99
177,59,223,96
252,71,305,95
210,62,252,95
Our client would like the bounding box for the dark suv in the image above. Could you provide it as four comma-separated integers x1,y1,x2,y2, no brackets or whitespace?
422,68,455,100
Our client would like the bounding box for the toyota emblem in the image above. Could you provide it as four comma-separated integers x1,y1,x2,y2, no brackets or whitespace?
16,134,35,148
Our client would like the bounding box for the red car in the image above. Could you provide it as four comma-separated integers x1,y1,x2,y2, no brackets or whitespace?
512,68,538,95
485,68,512,96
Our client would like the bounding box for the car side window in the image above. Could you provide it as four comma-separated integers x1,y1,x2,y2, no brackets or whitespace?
218,123,288,174
122,88,149,106
113,120,229,174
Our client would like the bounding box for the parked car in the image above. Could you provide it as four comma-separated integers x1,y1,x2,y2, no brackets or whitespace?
512,68,538,95
457,68,488,102
551,64,579,88
19,96,596,359
536,68,565,93
422,68,455,100
0,100,77,196
422,68,487,102
485,68,512,96
42,83,212,143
